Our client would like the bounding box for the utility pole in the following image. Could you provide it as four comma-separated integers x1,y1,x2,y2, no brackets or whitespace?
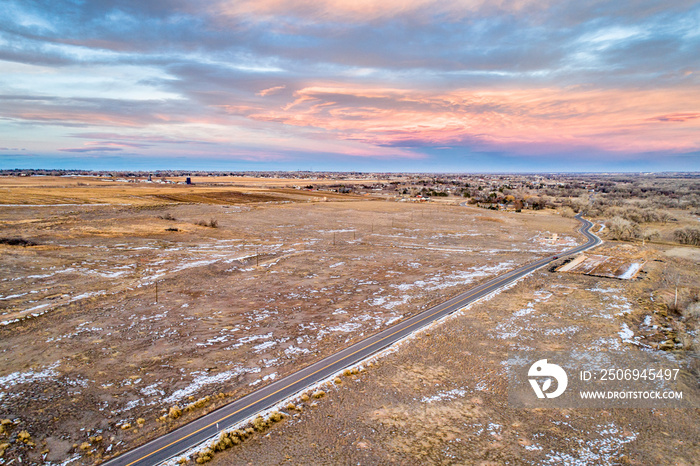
155,280,158,304
333,232,336,245
256,247,259,266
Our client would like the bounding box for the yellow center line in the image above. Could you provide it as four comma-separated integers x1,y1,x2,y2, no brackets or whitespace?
123,221,597,465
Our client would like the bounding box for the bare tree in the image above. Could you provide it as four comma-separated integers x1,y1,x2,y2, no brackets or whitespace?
641,228,660,245
607,217,640,241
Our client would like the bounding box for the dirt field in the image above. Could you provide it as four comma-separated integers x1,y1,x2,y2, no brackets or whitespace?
208,242,700,466
0,177,582,465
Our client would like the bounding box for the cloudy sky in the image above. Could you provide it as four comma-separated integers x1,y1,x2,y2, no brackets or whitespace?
1,0,699,172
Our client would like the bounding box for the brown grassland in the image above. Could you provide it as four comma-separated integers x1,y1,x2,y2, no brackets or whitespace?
0,175,697,465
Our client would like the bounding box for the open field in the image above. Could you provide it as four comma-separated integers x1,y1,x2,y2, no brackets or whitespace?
0,177,582,464
207,241,700,466
0,175,371,206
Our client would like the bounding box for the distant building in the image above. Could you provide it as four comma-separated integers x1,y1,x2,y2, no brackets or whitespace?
186,177,192,185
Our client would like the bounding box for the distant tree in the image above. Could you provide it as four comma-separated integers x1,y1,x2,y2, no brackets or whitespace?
673,227,700,246
560,207,575,218
641,228,660,244
607,217,640,241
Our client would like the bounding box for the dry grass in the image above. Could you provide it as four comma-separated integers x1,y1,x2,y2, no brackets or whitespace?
0,176,587,464
207,246,700,465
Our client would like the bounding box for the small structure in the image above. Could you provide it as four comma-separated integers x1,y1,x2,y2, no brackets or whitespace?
186,177,192,185
557,254,646,280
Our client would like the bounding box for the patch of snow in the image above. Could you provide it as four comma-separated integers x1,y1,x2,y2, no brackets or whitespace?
252,340,277,352
542,422,637,466
164,366,261,404
284,345,310,357
0,362,60,393
420,388,468,403
619,263,642,280
328,322,362,333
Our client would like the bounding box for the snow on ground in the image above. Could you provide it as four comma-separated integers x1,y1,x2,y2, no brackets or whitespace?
1,288,109,326
586,286,633,318
164,366,262,405
388,261,516,297
419,387,468,403
619,263,643,280
0,362,60,397
327,322,363,333
540,422,637,466
284,345,310,357
493,290,554,340
162,267,537,466
46,321,103,343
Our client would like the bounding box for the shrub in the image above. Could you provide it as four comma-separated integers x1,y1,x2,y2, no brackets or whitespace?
641,228,660,242
252,416,268,432
168,406,182,419
286,402,297,411
312,390,325,399
120,423,131,430
300,394,310,402
673,227,700,246
213,432,233,451
560,206,575,218
184,396,211,412
268,411,284,422
195,219,219,228
684,301,700,320
333,377,342,385
195,448,213,464
0,237,37,246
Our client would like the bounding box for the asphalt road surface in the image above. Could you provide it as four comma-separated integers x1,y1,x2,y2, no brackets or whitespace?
104,214,601,466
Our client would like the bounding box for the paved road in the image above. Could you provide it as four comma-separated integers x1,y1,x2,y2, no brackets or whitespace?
104,214,601,466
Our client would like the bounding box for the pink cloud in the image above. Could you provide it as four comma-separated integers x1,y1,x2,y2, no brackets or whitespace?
84,141,151,148
214,0,548,24
647,112,700,123
256,85,286,97
244,85,700,154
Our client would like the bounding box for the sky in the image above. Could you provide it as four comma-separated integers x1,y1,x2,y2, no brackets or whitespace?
0,0,699,172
